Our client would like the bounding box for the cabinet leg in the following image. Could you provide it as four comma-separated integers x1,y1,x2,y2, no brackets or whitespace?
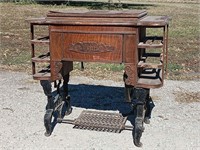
63,74,72,115
40,80,54,110
124,84,134,103
132,88,148,147
134,104,145,147
144,95,155,124
44,109,53,136
40,80,55,136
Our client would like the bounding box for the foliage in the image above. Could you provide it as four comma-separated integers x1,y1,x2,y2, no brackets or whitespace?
0,2,199,80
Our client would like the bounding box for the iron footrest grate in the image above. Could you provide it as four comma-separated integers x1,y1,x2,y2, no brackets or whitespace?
73,110,127,133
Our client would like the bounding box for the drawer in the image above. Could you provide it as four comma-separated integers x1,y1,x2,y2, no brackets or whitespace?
62,33,123,63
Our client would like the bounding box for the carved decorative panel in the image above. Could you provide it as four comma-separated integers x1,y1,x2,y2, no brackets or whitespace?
124,64,136,86
69,42,115,53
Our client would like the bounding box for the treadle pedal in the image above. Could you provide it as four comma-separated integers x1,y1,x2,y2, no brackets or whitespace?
73,110,127,133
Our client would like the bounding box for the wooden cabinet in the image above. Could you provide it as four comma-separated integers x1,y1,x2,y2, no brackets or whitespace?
27,11,169,88
27,11,170,146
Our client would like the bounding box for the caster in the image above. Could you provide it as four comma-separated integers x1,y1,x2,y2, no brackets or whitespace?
144,117,150,124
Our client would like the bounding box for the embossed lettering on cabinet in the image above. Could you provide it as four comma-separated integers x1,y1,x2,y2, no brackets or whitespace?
69,42,115,53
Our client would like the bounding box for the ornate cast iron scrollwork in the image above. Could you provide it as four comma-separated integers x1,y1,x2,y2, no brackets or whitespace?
40,74,72,136
69,42,115,53
126,87,154,147
132,88,147,147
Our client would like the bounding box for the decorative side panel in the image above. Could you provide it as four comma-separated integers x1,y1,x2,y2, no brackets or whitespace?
51,61,63,81
124,63,137,86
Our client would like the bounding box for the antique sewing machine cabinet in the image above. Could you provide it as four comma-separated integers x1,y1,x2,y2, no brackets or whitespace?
27,10,169,147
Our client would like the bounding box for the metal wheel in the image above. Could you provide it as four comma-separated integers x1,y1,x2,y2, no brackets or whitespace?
56,100,65,123
56,96,72,123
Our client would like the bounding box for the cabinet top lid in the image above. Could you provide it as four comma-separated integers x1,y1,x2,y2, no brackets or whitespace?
26,10,148,26
47,10,147,18
137,16,171,26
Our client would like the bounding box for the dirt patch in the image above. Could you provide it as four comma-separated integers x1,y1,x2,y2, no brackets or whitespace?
174,90,200,103
0,70,200,149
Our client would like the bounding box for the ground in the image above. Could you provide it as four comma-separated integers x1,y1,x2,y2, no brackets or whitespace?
0,70,200,150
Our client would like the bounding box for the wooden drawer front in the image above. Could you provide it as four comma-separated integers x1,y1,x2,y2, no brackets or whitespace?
62,33,123,62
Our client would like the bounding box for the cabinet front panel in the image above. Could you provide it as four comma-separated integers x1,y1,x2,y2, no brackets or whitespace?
62,33,123,62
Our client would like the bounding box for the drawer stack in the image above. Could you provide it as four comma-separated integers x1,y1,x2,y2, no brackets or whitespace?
136,16,169,88
29,19,52,80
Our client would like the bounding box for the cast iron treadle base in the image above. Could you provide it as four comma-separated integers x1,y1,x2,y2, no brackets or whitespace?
73,110,127,133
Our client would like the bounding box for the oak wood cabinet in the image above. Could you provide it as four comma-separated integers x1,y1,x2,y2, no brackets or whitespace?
27,10,169,89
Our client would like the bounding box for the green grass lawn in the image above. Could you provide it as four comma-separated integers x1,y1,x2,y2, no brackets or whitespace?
0,1,199,80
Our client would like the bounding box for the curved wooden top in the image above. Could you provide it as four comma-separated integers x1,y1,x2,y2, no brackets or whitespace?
27,10,147,26
47,10,147,18
137,16,170,26
27,11,170,27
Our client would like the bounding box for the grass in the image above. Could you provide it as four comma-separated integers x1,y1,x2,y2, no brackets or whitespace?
0,1,199,80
